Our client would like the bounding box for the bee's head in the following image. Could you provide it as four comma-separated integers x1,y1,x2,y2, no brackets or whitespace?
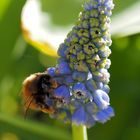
37,73,58,95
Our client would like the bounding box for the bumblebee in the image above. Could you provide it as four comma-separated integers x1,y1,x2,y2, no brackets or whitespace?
22,72,59,115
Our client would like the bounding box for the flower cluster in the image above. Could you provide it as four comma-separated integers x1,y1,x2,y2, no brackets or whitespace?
46,0,114,128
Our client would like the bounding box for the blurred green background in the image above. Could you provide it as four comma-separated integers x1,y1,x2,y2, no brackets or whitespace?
0,0,140,140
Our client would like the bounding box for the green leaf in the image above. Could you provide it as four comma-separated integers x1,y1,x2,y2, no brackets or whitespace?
0,0,11,21
0,0,26,78
40,0,83,26
0,113,71,140
113,0,139,14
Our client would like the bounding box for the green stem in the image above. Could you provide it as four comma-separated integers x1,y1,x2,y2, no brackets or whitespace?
72,124,88,140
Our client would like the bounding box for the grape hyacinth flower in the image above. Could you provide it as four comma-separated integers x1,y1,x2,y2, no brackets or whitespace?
22,0,114,132
44,0,115,128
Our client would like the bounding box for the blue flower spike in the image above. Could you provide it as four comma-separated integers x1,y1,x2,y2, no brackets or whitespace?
53,85,71,107
93,89,110,109
94,106,115,123
54,85,70,99
72,71,88,82
72,82,92,100
47,67,56,77
56,60,71,75
43,0,114,128
72,107,87,125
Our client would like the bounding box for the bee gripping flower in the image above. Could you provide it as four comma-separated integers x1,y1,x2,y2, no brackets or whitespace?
45,0,115,127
